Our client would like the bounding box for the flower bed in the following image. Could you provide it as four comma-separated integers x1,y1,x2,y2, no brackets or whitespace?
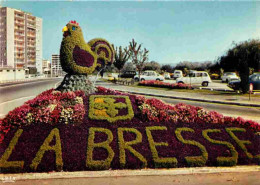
0,87,259,173
139,80,192,89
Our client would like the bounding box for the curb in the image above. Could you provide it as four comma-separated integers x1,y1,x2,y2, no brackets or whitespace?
117,90,260,108
0,166,259,180
0,78,61,87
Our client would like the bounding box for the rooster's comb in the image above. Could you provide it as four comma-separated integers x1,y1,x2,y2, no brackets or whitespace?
70,20,79,26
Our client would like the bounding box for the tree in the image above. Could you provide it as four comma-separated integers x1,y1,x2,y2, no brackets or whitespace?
128,39,149,80
122,62,135,72
219,39,260,93
112,45,130,75
161,64,174,73
143,61,161,72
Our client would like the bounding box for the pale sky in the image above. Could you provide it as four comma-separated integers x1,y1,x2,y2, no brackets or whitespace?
2,0,259,65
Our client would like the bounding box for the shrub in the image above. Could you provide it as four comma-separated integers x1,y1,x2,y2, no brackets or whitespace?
139,80,192,89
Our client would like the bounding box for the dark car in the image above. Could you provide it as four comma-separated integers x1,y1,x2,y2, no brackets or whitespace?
118,71,136,78
228,73,260,91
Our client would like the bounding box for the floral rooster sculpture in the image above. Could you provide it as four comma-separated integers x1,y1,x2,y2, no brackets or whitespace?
57,20,114,93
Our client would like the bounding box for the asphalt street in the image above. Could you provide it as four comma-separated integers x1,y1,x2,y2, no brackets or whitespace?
0,78,62,117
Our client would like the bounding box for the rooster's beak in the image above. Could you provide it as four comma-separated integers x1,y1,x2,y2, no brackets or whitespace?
62,26,68,32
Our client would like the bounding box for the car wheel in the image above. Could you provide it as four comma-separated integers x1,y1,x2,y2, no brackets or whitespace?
202,82,208,87
156,78,160,81
226,79,228,83
141,78,145,81
135,78,139,82
178,81,184,84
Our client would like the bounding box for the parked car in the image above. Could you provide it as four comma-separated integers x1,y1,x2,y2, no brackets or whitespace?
164,72,171,79
118,71,136,78
228,73,260,91
172,70,183,79
210,73,220,80
134,70,164,81
221,72,240,83
176,71,212,86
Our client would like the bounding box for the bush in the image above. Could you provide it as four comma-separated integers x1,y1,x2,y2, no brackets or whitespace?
139,80,192,89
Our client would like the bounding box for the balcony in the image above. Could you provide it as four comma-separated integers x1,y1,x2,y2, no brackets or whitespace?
15,21,24,26
15,15,25,21
14,51,24,54
15,38,24,42
27,34,35,38
15,45,24,48
15,27,24,31
14,59,25,64
27,24,36,29
27,62,36,67
15,32,24,37
27,18,35,23
27,45,36,49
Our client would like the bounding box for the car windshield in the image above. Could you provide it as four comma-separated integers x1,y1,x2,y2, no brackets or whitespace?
175,72,180,74
250,74,260,81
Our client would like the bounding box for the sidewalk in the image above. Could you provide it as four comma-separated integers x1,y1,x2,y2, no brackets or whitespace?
100,82,260,107
1,166,259,185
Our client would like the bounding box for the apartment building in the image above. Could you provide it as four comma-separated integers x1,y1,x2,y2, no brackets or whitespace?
0,7,42,74
51,54,65,77
42,59,51,74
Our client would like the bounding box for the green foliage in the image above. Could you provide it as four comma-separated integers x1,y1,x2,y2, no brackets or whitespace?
161,64,174,73
118,128,147,168
30,128,63,171
225,127,253,159
175,127,208,167
88,95,134,123
202,129,238,166
146,126,178,168
219,39,260,93
143,61,161,72
0,129,24,172
60,22,114,75
86,127,114,170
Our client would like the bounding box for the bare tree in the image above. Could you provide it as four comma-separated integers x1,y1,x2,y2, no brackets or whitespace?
112,45,130,76
128,39,149,80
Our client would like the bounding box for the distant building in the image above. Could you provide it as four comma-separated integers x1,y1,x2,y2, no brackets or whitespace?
0,7,42,74
51,54,64,77
42,59,51,74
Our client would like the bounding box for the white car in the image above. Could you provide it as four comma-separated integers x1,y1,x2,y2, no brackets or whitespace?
164,72,171,79
134,70,164,81
173,70,183,79
221,72,240,83
176,71,212,86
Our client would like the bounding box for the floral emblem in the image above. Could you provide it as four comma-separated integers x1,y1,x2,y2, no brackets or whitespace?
89,95,134,122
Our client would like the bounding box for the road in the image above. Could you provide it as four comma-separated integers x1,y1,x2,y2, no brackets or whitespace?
0,78,259,123
0,78,62,117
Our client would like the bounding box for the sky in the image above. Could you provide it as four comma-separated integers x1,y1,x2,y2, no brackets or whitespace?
1,0,259,65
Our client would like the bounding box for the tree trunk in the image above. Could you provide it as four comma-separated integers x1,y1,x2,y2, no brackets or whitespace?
238,61,249,94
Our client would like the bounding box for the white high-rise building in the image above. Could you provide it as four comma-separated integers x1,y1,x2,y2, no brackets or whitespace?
42,59,51,74
51,54,64,77
0,7,42,74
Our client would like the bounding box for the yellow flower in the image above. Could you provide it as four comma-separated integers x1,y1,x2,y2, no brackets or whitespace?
94,98,104,103
94,109,109,117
